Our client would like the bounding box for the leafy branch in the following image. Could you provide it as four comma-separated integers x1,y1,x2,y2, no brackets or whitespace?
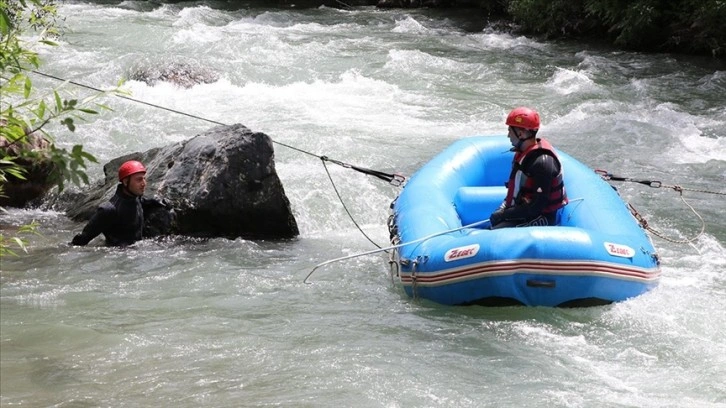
1,0,119,256
0,220,39,258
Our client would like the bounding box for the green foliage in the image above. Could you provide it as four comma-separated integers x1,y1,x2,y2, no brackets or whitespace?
1,1,117,197
0,220,39,258
585,0,664,48
676,0,726,57
507,0,590,38
504,0,725,56
1,0,116,256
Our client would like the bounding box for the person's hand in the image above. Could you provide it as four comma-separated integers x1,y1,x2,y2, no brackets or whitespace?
490,209,505,226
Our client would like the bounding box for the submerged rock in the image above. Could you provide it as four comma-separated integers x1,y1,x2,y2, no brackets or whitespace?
64,124,299,240
128,60,219,88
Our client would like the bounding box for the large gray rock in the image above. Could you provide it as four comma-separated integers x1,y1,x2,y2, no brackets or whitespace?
65,124,299,240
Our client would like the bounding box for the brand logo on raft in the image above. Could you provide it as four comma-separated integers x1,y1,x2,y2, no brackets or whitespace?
444,244,480,262
604,242,635,258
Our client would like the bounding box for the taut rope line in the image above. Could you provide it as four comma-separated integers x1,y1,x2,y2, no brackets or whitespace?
31,70,405,248
596,170,723,243
321,158,383,250
31,70,319,159
32,70,407,183
595,170,726,197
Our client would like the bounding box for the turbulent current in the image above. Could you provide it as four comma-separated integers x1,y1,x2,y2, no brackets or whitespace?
1,2,725,406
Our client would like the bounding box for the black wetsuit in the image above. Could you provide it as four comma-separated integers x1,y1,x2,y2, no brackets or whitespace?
71,184,145,246
491,150,563,229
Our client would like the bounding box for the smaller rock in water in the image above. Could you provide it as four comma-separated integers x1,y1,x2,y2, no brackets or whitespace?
128,60,219,88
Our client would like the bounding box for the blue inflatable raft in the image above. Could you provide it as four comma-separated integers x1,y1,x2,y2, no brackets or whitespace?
388,136,661,307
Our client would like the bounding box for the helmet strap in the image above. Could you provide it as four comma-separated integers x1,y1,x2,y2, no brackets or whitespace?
514,129,538,151
119,178,138,197
515,137,526,151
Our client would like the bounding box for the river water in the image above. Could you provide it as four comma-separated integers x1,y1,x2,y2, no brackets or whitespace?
2,1,725,406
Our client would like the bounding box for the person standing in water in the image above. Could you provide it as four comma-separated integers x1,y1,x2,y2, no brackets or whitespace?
71,160,162,246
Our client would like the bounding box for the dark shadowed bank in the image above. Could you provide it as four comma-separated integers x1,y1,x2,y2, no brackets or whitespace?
119,0,725,58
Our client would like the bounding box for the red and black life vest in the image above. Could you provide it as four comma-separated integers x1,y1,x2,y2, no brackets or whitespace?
504,139,568,214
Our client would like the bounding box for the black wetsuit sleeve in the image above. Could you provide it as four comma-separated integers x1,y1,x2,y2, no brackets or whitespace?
71,206,114,246
500,152,560,222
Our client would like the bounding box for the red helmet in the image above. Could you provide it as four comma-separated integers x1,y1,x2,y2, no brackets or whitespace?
118,160,147,181
506,107,540,130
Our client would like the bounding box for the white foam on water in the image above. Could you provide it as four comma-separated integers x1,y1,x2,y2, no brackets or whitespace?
172,24,224,44
172,5,227,28
391,16,430,34
385,48,477,74
60,3,139,19
545,67,600,95
470,30,548,51
650,103,725,164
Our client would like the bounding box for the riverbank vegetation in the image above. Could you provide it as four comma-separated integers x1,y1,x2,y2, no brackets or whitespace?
503,0,725,58
373,0,725,57
245,0,726,58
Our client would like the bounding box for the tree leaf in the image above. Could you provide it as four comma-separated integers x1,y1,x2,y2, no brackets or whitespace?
6,167,28,180
95,103,113,112
61,117,76,132
0,9,10,37
37,100,46,118
24,77,32,99
11,237,29,253
53,90,62,111
1,247,19,257
80,151,98,162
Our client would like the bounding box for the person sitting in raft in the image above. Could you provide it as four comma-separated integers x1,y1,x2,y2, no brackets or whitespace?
71,160,167,246
490,107,568,229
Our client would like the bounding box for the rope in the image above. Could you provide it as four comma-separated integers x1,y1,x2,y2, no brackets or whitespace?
31,70,322,159
410,260,418,300
595,170,726,196
388,251,399,285
303,218,490,284
32,70,407,185
321,158,383,250
320,156,405,186
628,197,706,244
597,169,718,243
333,0,354,8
